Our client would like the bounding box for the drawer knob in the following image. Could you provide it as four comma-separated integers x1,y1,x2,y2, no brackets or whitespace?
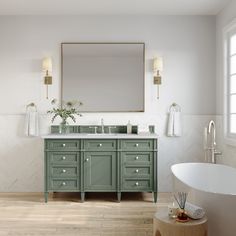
135,156,139,160
135,182,139,186
62,156,66,160
99,143,102,147
86,158,89,162
135,143,139,147
135,169,139,173
62,144,66,147
62,182,66,186
62,169,66,173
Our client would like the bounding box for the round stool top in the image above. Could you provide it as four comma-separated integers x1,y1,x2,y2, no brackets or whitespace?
154,208,207,227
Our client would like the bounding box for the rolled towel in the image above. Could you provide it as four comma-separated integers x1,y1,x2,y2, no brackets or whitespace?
185,202,205,219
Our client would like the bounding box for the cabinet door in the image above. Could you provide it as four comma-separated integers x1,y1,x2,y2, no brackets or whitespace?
84,152,116,191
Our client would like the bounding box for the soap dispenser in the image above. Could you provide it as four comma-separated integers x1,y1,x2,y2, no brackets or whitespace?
127,120,132,134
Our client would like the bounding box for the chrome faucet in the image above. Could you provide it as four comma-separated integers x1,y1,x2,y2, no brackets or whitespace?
206,120,222,164
101,118,105,134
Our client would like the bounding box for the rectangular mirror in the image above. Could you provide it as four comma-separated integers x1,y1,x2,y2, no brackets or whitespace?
61,43,145,112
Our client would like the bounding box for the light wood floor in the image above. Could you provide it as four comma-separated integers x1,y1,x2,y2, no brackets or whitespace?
0,192,171,236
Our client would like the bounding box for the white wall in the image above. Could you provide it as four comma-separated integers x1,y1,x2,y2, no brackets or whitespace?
216,1,236,167
0,16,216,192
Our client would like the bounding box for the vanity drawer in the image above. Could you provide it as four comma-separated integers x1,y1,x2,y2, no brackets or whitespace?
49,179,79,190
122,179,152,191
121,140,154,151
50,166,78,178
48,152,79,164
123,166,151,178
121,152,153,165
46,140,80,151
84,140,116,151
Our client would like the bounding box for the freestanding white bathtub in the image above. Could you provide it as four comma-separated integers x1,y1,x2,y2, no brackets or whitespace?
171,163,236,236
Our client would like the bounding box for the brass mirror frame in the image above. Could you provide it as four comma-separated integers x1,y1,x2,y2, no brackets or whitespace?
61,42,145,112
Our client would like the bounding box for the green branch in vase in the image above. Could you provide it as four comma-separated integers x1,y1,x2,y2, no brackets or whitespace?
47,99,83,124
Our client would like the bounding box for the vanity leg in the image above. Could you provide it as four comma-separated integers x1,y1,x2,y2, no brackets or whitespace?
153,192,157,203
117,192,121,202
81,192,85,203
44,192,48,203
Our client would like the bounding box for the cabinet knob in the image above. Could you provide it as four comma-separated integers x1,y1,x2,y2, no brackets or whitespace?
135,169,139,173
62,144,66,147
86,158,89,162
135,182,139,186
135,156,139,160
99,143,102,147
62,182,66,186
62,169,66,173
62,156,66,160
135,143,139,147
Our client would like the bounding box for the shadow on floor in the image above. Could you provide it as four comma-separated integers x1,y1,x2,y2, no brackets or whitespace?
52,192,154,203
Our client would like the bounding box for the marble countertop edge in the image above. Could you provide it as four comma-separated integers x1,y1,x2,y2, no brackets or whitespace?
41,133,158,139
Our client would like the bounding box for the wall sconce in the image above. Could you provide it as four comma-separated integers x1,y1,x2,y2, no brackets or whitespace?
153,57,163,99
42,57,52,99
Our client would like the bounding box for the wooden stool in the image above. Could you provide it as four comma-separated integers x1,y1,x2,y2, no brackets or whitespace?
153,208,208,236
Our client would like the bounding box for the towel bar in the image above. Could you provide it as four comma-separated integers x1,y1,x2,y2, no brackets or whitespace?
26,103,37,112
170,103,181,112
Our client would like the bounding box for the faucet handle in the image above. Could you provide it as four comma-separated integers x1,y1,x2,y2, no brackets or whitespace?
89,126,98,134
108,126,117,134
213,150,222,164
214,150,222,156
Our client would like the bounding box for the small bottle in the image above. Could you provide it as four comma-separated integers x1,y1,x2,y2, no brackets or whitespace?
127,120,132,134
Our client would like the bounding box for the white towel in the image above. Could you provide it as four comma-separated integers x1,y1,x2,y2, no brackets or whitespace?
25,111,39,137
173,111,182,137
185,202,205,219
167,110,174,137
167,109,182,137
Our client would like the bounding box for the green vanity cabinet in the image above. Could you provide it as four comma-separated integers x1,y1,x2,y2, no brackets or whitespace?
84,139,116,151
121,151,153,192
120,139,154,151
44,137,157,203
46,140,80,151
84,152,117,191
119,140,156,202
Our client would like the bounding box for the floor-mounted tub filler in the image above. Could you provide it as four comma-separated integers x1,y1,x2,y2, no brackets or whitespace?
171,162,236,236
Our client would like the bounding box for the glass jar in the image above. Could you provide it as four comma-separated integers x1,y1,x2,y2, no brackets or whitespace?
59,120,69,134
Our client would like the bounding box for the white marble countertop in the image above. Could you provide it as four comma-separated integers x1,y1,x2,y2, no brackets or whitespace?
42,133,158,139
